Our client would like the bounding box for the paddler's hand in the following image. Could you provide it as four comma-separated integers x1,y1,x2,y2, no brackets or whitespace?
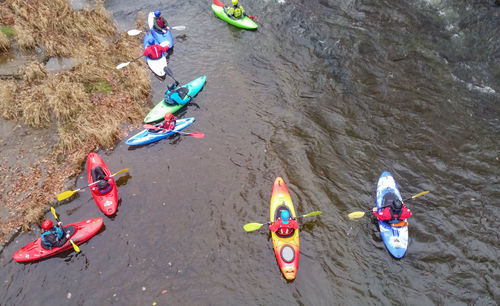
372,207,377,214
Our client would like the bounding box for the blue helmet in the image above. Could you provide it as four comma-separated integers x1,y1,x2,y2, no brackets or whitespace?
280,210,290,224
148,38,155,45
154,10,161,18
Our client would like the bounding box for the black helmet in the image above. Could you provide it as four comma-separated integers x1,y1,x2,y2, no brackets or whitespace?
392,199,403,209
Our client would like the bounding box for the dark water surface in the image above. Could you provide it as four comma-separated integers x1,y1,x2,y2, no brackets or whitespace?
1,0,499,305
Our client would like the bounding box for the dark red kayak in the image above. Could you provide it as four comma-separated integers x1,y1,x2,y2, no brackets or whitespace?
86,153,118,215
13,218,103,263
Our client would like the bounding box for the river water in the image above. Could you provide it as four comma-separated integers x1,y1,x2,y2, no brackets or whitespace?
1,0,499,305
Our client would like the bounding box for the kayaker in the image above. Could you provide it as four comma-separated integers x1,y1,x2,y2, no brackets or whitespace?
268,210,298,236
41,219,69,250
161,112,176,131
153,10,170,33
226,0,246,19
91,166,112,195
372,199,412,222
164,82,190,105
143,38,169,60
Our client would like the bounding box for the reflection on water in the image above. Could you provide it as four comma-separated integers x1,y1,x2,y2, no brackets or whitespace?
0,0,498,305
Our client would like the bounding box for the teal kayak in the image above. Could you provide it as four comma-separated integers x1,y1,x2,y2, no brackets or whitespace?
211,1,258,30
144,75,206,123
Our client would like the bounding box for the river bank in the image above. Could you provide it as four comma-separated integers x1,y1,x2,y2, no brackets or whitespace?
0,0,151,249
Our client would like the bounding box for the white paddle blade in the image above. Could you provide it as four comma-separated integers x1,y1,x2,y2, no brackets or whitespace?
171,26,186,31
127,29,142,36
116,62,131,69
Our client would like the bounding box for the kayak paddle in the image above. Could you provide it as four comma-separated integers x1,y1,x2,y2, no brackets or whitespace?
116,55,144,69
243,211,322,232
50,207,80,253
143,124,205,138
127,26,186,36
347,190,430,220
164,67,179,83
56,168,129,201
213,0,224,6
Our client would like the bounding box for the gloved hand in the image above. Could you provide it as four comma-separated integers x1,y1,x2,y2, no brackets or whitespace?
372,207,377,213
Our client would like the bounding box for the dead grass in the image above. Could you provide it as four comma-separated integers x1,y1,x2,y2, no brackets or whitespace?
22,61,48,85
0,80,20,120
0,31,9,51
0,0,152,239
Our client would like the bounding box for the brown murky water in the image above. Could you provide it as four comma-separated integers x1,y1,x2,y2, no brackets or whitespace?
0,0,498,305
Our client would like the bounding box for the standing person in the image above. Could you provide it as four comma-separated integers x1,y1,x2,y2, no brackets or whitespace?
268,210,298,236
143,38,169,60
226,0,246,18
153,10,170,33
40,219,69,250
372,199,412,222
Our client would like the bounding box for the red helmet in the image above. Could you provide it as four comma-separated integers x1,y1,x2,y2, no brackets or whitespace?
41,219,53,230
164,112,174,121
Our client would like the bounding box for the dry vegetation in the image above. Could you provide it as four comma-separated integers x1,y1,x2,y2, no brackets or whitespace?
0,0,151,240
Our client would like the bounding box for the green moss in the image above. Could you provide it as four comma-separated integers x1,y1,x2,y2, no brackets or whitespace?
0,26,16,38
84,80,112,94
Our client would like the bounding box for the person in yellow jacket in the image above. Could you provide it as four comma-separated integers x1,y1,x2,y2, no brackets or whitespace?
226,0,246,18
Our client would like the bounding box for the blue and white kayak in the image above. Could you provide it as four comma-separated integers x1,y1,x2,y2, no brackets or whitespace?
148,12,174,48
143,31,167,79
375,171,408,258
125,117,195,146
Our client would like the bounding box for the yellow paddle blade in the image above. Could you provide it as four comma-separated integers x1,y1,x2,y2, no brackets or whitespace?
57,190,77,201
70,239,80,253
348,211,366,220
302,211,322,218
111,168,129,177
243,223,264,232
412,190,429,199
50,207,58,219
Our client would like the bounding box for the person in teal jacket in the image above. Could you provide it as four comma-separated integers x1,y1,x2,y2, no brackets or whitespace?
40,219,69,249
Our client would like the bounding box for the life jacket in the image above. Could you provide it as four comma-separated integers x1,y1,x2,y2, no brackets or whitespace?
233,5,242,18
41,226,64,249
162,114,176,130
156,17,165,29
278,226,293,236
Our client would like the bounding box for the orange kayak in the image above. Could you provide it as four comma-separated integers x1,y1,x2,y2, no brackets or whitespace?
270,177,299,280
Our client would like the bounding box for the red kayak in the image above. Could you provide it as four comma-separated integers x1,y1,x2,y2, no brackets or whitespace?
86,153,118,215
13,218,103,263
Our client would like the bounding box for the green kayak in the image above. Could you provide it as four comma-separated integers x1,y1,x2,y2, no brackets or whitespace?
144,75,206,123
211,3,258,30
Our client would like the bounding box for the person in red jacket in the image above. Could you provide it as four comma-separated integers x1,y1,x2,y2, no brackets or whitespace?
372,199,411,222
268,210,298,236
161,112,176,131
143,38,169,60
